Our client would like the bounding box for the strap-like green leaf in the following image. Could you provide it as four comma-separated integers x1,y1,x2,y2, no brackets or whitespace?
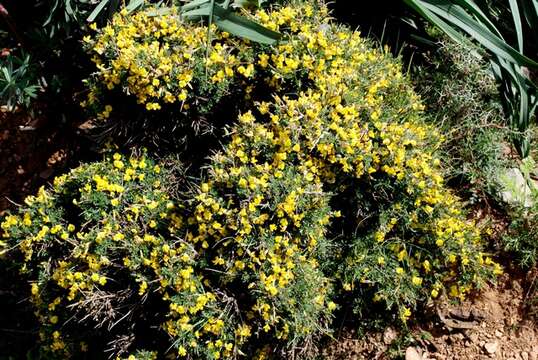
507,0,524,53
451,0,502,37
126,0,145,13
211,4,281,44
406,0,538,69
182,0,212,12
87,0,111,22
520,0,538,46
181,1,281,44
405,0,538,157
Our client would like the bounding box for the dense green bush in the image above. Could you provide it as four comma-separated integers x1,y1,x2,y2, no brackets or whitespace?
0,152,245,359
412,35,509,201
1,2,502,358
404,0,538,158
0,0,149,117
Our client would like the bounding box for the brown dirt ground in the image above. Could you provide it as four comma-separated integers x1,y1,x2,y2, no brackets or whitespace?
0,107,85,214
323,266,538,360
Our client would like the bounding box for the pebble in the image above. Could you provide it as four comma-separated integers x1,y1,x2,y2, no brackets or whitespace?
521,351,529,360
406,347,424,360
484,341,498,355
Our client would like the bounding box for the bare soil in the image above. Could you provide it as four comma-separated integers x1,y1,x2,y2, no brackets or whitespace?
323,266,538,360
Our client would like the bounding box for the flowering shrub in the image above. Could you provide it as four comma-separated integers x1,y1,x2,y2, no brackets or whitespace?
1,2,502,359
0,153,244,358
83,7,259,144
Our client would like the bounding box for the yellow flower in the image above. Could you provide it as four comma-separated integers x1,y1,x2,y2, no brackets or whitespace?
400,307,412,322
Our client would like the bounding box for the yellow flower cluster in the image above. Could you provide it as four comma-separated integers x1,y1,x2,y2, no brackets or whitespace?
0,153,247,358
188,163,335,343
83,7,256,117
189,2,499,322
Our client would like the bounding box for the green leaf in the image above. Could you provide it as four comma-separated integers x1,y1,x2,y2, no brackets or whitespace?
126,0,145,12
87,0,111,22
507,0,524,53
181,0,212,12
520,0,538,45
405,0,538,158
181,2,281,44
405,0,538,69
232,0,261,8
212,4,281,44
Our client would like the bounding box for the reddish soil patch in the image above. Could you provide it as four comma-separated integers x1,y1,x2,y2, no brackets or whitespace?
0,107,85,214
323,267,538,360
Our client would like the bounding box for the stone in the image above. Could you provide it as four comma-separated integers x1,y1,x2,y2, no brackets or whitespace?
484,341,498,355
521,351,529,360
406,347,424,360
499,167,534,207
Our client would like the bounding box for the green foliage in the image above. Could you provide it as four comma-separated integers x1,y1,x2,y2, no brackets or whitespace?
0,52,41,110
0,0,158,116
39,0,148,38
412,35,509,201
404,0,538,158
0,152,243,358
86,0,146,23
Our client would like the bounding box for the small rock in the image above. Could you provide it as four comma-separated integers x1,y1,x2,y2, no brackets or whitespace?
383,327,398,345
406,347,424,360
521,351,529,360
484,341,498,355
499,167,534,207
495,330,503,338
